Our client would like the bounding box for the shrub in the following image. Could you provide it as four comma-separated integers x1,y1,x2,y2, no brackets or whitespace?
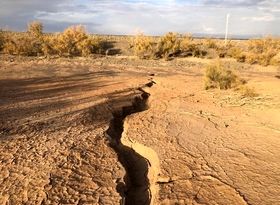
236,85,258,98
2,23,105,57
77,36,104,56
204,62,238,90
52,25,88,56
157,32,181,59
244,37,280,66
3,21,44,56
133,33,155,59
0,30,4,51
180,35,208,58
227,47,245,62
204,38,218,49
28,21,43,38
42,26,103,57
3,32,42,56
41,35,57,56
270,52,280,66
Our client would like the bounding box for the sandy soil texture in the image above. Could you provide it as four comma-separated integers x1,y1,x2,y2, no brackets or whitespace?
0,56,279,205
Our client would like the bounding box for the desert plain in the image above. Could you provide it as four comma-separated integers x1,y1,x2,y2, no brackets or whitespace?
0,50,279,205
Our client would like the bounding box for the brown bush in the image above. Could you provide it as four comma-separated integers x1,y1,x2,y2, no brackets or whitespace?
53,25,88,56
236,85,258,98
0,30,4,51
2,22,105,57
77,36,104,56
132,33,155,59
28,21,43,38
41,35,57,56
3,21,44,56
180,35,208,58
204,61,239,90
270,52,280,65
48,26,103,57
227,47,245,61
244,37,280,66
3,32,42,56
204,38,218,49
157,32,181,59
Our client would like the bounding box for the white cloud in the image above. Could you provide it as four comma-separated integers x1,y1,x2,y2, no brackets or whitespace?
0,0,279,36
242,14,275,22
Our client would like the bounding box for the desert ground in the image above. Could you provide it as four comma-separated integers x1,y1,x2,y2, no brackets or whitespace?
0,53,280,205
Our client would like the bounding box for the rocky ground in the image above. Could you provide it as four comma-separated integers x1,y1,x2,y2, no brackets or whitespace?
0,56,279,204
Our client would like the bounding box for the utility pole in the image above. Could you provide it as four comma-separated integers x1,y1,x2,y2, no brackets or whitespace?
225,13,230,44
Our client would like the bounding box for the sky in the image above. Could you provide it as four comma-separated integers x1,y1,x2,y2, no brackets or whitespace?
0,0,279,37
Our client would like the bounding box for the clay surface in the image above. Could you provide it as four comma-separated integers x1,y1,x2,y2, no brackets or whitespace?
0,57,279,204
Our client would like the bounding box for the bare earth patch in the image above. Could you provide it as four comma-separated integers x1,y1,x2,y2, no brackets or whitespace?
0,57,279,204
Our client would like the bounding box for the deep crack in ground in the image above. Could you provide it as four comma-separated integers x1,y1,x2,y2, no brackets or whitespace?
106,81,157,205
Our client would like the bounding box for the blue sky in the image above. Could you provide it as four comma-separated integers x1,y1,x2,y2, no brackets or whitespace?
0,0,279,36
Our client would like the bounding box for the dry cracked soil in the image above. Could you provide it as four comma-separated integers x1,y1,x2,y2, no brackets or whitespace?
0,56,280,205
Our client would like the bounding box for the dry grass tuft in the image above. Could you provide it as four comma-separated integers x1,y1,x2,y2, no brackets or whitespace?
236,85,258,98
